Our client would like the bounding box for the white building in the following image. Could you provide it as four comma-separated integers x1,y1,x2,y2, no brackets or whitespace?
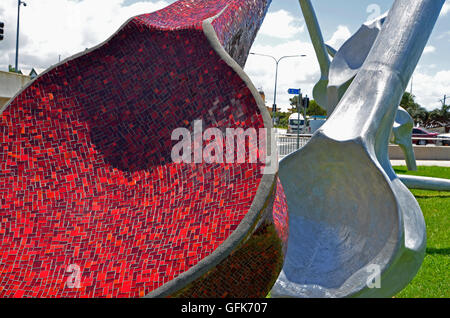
0,70,31,107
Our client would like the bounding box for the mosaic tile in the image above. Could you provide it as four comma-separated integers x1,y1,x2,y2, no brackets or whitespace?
0,0,287,298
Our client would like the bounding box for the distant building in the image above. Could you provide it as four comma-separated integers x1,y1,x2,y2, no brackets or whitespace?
29,68,38,79
0,70,31,107
267,106,282,113
0,69,41,107
259,88,280,113
259,90,265,103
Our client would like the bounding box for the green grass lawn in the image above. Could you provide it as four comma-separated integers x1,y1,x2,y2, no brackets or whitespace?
393,166,449,298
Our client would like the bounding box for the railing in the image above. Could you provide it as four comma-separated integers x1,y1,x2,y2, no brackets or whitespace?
277,134,312,158
412,137,449,146
277,134,450,159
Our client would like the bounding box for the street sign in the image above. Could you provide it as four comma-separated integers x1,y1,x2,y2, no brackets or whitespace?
288,88,300,95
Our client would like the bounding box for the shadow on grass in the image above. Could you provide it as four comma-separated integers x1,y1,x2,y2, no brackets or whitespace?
414,194,450,199
426,248,450,256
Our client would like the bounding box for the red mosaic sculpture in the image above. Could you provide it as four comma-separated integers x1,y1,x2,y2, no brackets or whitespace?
0,0,288,298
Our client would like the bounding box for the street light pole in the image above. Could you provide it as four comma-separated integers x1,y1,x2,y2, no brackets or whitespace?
15,0,27,73
250,53,306,128
297,91,302,149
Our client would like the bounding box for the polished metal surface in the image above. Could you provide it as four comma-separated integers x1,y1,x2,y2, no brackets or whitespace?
299,0,330,110
301,4,417,171
392,108,418,171
327,14,418,172
327,13,387,115
272,0,444,298
399,175,450,191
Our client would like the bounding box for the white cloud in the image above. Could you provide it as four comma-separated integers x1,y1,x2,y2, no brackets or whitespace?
0,0,447,113
258,10,304,39
410,69,450,110
326,25,351,51
246,21,449,113
423,45,436,54
0,0,169,71
245,24,355,112
245,39,319,111
436,30,450,40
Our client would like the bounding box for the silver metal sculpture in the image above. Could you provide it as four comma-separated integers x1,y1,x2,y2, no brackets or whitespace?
325,11,450,193
327,10,450,190
392,108,418,171
272,0,445,298
399,175,450,191
302,3,418,171
392,107,450,192
326,13,387,115
299,0,330,110
326,13,420,172
331,15,450,191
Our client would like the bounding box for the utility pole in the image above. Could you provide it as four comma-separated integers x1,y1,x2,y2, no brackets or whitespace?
250,53,306,128
297,91,302,149
15,0,27,73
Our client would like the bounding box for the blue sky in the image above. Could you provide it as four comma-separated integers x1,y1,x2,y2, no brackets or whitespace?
1,0,449,110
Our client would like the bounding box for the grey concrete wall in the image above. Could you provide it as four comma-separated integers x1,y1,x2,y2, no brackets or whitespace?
389,145,450,161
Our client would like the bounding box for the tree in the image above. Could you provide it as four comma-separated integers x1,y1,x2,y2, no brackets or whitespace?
307,100,327,116
400,92,416,109
277,112,290,128
400,92,449,129
400,92,428,126
289,97,326,116
8,64,22,74
429,103,449,127
288,96,301,113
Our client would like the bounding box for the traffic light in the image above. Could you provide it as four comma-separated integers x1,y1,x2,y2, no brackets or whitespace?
0,22,4,41
302,97,310,109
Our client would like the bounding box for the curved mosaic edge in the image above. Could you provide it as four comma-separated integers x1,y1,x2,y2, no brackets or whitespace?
160,178,287,298
0,0,285,298
147,4,282,298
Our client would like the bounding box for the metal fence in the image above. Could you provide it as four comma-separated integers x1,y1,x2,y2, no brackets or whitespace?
277,134,312,158
277,134,450,159
412,137,449,146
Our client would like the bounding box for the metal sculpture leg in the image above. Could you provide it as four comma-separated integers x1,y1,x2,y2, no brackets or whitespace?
327,12,450,189
392,108,418,171
301,3,418,172
272,0,444,298
399,175,450,191
326,13,387,115
327,14,418,172
299,0,330,110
